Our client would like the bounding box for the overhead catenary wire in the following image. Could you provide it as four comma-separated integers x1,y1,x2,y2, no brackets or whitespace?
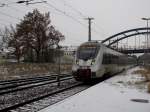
93,22,106,36
0,1,85,44
45,2,87,28
54,0,106,36
0,17,14,24
0,10,20,20
0,0,86,32
0,0,105,41
6,5,26,13
41,0,104,38
45,2,104,39
1,0,105,36
0,0,31,14
0,0,88,28
0,0,46,6
0,1,42,24
55,0,88,18
0,0,18,6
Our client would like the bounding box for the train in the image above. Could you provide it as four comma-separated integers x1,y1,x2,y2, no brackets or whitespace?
138,53,150,65
72,41,137,81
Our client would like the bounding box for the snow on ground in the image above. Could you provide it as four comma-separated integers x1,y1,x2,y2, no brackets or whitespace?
105,66,147,92
39,67,150,112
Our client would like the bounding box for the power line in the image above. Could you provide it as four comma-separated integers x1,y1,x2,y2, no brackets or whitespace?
93,22,106,36
1,0,106,37
0,5,26,15
17,0,47,5
0,1,17,7
55,0,106,36
0,10,20,20
0,17,13,23
46,1,105,40
0,0,30,14
7,5,25,13
45,2,87,28
1,0,106,41
0,1,86,43
1,0,87,28
27,1,89,42
0,0,46,6
55,0,88,18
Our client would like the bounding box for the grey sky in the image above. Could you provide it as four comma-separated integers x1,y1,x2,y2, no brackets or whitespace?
0,0,150,46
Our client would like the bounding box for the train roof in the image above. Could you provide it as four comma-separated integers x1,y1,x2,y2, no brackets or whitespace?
79,41,100,47
79,41,124,56
78,41,137,58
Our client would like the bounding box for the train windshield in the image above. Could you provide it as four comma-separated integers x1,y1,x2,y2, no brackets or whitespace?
77,44,100,60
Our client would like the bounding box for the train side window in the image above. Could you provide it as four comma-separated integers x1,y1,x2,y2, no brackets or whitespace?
108,54,112,64
111,54,118,64
102,53,110,64
102,53,119,64
102,53,107,64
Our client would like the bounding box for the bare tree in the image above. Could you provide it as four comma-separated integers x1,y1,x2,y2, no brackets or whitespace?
0,26,13,50
15,9,65,62
8,26,26,63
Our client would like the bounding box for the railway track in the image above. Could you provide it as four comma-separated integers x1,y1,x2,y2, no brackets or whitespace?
0,73,71,85
14,84,89,112
0,76,73,95
0,78,82,112
2,82,83,112
0,74,71,91
0,75,71,92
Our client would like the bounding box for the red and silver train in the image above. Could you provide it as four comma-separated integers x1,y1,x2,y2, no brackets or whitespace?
72,41,137,81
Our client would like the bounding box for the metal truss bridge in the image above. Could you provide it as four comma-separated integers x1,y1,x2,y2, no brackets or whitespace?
101,27,150,54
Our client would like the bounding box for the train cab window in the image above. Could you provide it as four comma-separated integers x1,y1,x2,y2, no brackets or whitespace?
77,44,100,60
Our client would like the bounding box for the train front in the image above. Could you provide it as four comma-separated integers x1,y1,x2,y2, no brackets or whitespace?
72,42,100,81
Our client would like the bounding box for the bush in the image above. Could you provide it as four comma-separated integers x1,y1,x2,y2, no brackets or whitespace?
133,69,150,81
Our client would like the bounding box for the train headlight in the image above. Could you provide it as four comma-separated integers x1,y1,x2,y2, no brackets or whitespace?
91,59,95,65
76,60,79,64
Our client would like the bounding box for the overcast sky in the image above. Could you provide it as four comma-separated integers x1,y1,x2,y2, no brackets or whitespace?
0,0,150,46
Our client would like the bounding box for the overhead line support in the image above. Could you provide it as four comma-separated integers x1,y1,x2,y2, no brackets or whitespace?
85,17,94,41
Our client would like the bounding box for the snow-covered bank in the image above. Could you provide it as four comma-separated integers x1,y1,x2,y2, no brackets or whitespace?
105,66,148,93
39,67,150,112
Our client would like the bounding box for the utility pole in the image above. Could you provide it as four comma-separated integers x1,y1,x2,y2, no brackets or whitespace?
57,44,61,87
85,17,94,41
